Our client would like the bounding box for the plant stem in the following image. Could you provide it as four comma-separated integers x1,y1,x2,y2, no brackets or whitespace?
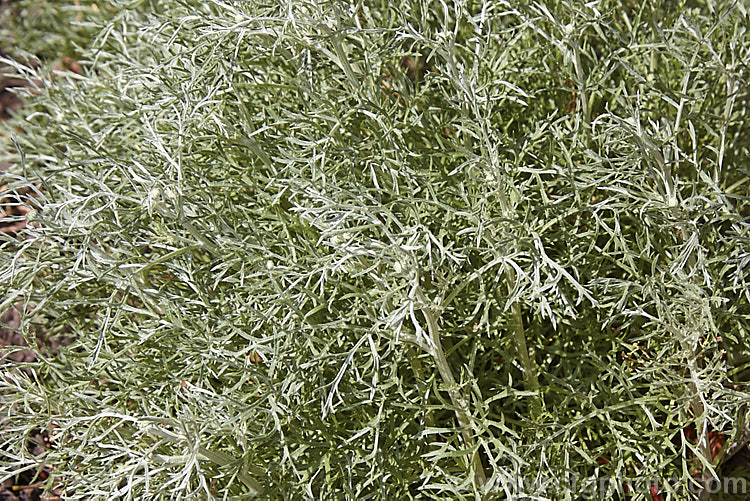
415,286,487,488
571,41,590,124
503,263,542,419
493,182,542,419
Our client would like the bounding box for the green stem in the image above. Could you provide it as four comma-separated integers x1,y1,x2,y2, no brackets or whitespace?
493,186,541,418
571,41,590,124
504,264,542,419
415,287,487,488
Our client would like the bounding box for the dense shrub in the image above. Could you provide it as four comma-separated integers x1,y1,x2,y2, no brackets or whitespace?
1,0,749,498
